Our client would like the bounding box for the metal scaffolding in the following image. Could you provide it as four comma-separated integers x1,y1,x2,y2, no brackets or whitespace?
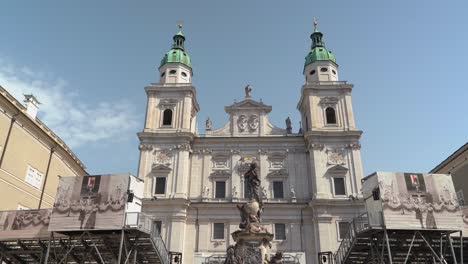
0,212,175,264
334,213,465,264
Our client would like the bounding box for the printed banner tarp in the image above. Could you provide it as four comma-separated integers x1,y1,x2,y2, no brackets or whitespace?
49,174,129,231
0,209,51,239
376,172,463,230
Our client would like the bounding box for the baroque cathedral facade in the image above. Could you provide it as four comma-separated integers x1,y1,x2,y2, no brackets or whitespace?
137,23,364,264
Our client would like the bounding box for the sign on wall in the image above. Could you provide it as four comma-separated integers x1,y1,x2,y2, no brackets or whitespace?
49,174,129,231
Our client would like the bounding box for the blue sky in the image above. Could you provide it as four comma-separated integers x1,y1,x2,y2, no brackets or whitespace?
0,1,466,176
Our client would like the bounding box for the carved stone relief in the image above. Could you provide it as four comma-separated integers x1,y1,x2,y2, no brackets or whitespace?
212,154,230,170
319,97,339,107
326,148,346,165
154,149,172,165
238,115,248,132
159,98,178,108
237,156,258,175
237,114,260,132
347,142,362,150
248,115,259,131
308,143,324,151
139,144,153,151
267,152,287,170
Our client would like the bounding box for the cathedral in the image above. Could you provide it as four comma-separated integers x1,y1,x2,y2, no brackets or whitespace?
137,22,364,264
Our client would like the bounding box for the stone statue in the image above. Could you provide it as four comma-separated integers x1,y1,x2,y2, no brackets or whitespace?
285,117,292,134
232,186,238,198
237,203,260,230
202,186,209,198
259,238,272,264
245,84,252,99
290,186,296,199
244,162,262,206
261,186,268,200
205,117,212,131
269,251,283,264
224,161,274,264
225,245,238,264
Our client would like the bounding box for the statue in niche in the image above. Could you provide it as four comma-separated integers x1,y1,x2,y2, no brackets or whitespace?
261,186,268,200
232,186,238,198
202,186,210,198
290,185,296,199
285,117,292,134
205,117,212,131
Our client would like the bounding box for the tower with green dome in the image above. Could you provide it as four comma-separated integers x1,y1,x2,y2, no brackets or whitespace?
159,23,193,84
303,18,339,82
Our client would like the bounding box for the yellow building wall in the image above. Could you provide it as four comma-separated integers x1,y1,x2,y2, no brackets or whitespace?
2,122,50,180
42,153,79,204
0,174,52,209
0,112,87,210
0,111,11,148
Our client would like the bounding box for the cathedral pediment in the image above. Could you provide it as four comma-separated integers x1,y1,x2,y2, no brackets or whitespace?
151,164,172,173
205,87,288,137
327,165,348,174
224,99,272,113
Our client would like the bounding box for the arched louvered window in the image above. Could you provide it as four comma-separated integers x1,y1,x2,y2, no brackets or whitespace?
162,109,173,126
325,107,337,124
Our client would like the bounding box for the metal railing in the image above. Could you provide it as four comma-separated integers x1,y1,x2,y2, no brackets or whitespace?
125,212,171,264
305,81,348,85
334,212,370,264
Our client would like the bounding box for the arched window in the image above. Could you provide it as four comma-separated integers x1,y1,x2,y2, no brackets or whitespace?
169,70,177,75
162,109,173,126
325,107,337,124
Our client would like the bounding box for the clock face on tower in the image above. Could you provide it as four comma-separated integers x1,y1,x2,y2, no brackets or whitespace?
155,150,172,165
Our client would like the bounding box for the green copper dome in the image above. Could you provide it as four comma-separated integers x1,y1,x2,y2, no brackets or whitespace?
159,27,192,68
160,49,191,68
304,28,336,67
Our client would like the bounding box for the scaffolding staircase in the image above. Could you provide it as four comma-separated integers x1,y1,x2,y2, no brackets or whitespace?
334,213,465,264
0,212,173,264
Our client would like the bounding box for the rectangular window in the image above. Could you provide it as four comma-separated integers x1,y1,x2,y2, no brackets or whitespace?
25,165,43,189
153,221,162,235
155,177,166,195
215,181,226,199
274,223,286,240
213,223,224,240
338,222,349,240
333,177,346,196
273,181,284,199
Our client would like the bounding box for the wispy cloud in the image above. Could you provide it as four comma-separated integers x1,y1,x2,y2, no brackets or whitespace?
0,58,139,148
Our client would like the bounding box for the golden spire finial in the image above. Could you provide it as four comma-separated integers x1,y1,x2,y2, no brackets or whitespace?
313,17,318,31
177,20,183,29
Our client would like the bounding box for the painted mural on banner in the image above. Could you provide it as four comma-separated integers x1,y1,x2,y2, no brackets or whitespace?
49,174,129,231
364,172,463,230
0,209,51,239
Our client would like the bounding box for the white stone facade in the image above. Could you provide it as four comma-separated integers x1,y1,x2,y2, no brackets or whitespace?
137,31,364,264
